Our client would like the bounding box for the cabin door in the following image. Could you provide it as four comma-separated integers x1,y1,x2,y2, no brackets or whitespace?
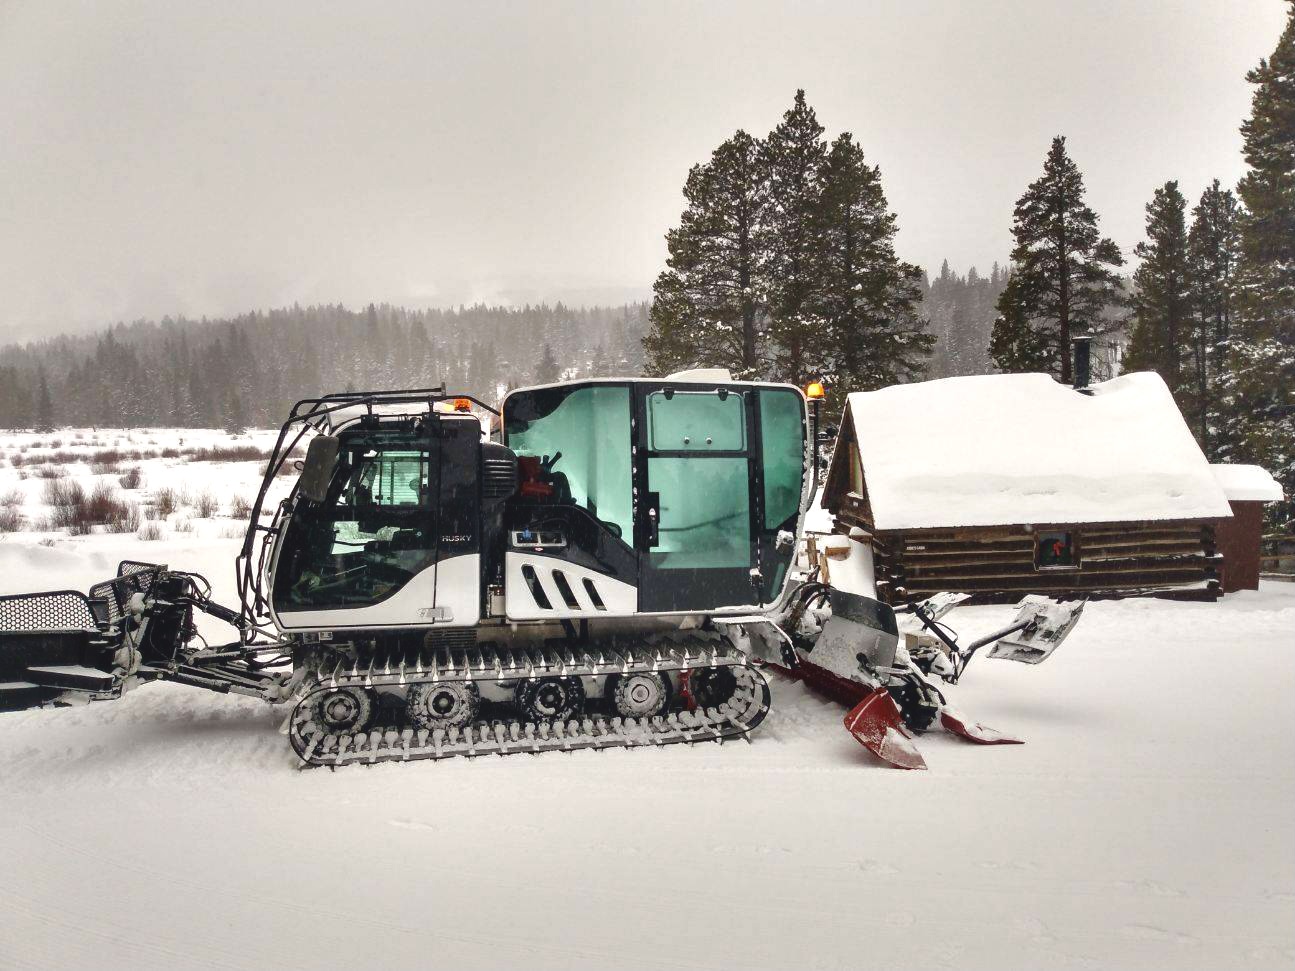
634,385,759,612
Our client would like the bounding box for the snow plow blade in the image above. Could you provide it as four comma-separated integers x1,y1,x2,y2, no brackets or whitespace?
844,688,927,770
986,597,1086,664
938,707,1023,745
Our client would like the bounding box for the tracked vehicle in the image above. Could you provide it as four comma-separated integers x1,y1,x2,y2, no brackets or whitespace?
0,376,1083,769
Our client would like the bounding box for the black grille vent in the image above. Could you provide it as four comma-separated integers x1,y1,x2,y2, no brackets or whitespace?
482,456,518,499
424,628,478,651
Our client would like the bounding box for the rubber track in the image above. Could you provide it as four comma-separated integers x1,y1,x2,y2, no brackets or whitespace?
286,632,771,767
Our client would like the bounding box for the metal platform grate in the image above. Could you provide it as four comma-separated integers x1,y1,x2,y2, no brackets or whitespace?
88,562,162,626
0,591,97,633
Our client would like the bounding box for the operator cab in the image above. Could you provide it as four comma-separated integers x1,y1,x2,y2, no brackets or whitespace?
502,378,809,616
265,379,810,633
269,408,485,631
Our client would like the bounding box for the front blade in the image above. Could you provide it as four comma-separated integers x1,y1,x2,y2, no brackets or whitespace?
939,707,1023,745
843,688,927,770
987,597,1086,664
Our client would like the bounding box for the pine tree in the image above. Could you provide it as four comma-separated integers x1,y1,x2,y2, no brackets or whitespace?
1226,1,1295,523
644,131,768,377
535,342,560,385
223,389,248,434
762,90,827,384
1186,180,1241,455
34,368,55,432
989,273,1053,373
990,137,1125,382
809,132,931,407
1124,181,1192,396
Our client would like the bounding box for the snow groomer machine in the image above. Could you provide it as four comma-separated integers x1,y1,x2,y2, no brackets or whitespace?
0,376,1083,769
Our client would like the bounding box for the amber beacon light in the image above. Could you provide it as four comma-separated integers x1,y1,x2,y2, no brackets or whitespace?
805,381,826,400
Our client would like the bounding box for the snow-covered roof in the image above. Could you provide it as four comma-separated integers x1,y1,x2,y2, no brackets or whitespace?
1211,463,1285,502
835,371,1234,530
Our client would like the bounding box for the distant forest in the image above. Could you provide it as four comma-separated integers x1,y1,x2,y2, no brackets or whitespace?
0,303,649,430
0,271,1003,430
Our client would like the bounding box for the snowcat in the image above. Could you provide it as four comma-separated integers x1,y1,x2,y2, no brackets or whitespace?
0,376,1083,769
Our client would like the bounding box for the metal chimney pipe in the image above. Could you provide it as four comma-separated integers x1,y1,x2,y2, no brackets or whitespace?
1072,331,1093,390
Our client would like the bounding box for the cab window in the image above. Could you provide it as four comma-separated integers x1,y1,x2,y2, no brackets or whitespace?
275,445,436,610
504,384,633,540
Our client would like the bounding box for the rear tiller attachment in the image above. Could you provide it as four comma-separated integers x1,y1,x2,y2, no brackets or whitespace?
0,561,287,714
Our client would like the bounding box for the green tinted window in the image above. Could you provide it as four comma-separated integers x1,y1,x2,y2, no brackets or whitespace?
645,389,751,574
759,390,805,529
649,456,751,569
647,391,745,451
506,385,633,539
364,451,428,506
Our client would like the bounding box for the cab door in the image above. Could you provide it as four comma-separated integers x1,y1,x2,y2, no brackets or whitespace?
634,384,806,614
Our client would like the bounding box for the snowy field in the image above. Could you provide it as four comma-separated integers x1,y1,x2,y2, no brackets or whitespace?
1,429,1293,970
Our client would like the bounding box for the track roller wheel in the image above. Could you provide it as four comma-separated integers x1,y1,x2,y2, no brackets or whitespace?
515,677,585,722
607,671,671,718
688,667,738,710
308,686,374,734
407,681,480,730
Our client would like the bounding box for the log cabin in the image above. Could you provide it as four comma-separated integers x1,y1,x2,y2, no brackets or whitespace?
819,371,1238,604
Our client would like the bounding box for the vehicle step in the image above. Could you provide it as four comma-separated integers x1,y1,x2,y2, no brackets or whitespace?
25,665,116,691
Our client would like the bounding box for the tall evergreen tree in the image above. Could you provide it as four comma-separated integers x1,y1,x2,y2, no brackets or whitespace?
644,131,768,377
990,137,1125,382
809,133,931,407
1124,181,1191,393
989,273,1053,373
1186,180,1242,454
535,342,560,385
34,368,55,432
761,90,827,384
1226,1,1295,521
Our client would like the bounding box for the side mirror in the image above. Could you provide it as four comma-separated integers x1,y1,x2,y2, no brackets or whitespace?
297,436,340,503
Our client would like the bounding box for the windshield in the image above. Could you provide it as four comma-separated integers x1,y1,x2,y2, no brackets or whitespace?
273,440,437,611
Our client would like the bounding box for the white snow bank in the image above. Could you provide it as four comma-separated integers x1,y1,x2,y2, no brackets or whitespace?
1,548,1291,969
842,371,1233,530
1211,463,1285,502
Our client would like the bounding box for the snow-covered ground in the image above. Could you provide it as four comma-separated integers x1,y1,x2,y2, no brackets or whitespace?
1,430,1293,970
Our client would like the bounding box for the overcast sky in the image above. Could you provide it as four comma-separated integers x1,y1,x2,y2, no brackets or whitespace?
0,0,1286,342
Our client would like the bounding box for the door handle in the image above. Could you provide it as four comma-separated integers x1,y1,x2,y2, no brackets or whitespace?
645,491,660,548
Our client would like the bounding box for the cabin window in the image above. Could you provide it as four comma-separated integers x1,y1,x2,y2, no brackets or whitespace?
276,445,438,610
647,389,746,451
759,388,805,530
504,384,634,540
1035,530,1079,570
645,389,751,570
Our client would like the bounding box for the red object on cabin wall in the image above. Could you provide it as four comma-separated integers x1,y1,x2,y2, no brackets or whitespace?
516,455,554,500
1215,501,1266,593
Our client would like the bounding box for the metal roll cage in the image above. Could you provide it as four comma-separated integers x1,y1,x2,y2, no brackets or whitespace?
234,386,499,639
